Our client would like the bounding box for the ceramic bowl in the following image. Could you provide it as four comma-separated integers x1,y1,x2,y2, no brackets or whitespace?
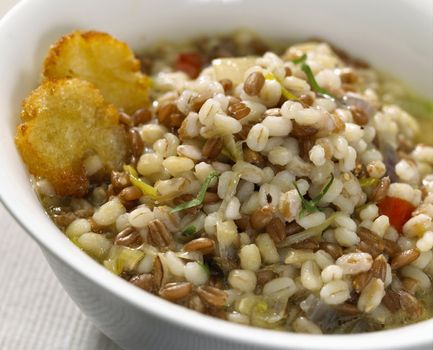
0,0,432,349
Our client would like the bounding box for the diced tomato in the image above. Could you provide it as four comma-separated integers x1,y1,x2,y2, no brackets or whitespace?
174,52,203,79
378,196,415,233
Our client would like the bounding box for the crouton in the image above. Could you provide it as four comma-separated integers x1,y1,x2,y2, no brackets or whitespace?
16,78,128,196
43,31,150,114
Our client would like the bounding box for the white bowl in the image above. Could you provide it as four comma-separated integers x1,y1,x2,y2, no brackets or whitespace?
0,0,432,349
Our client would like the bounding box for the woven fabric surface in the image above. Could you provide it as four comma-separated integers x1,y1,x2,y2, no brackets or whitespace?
0,206,124,350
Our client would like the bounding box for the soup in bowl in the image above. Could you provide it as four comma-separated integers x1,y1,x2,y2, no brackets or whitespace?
0,0,432,349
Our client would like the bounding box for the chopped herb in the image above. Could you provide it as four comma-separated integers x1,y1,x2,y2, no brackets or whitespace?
290,54,335,98
293,174,334,216
359,177,380,188
264,72,299,101
203,256,225,278
300,63,335,98
171,172,219,213
182,224,196,237
123,165,158,199
292,53,307,65
197,261,210,275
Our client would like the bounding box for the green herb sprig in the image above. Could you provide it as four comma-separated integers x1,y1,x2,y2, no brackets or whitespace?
292,54,307,65
291,53,335,98
182,224,197,237
293,174,334,216
171,172,219,213
300,63,335,98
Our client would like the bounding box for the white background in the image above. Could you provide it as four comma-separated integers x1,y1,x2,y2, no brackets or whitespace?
0,2,122,349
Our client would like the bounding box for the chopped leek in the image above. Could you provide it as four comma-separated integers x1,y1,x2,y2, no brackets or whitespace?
123,165,158,199
255,300,268,313
264,72,299,101
217,171,242,216
103,246,144,275
250,298,285,329
359,177,380,188
293,174,334,216
278,213,336,248
222,135,244,162
171,172,219,213
119,247,145,271
103,258,123,275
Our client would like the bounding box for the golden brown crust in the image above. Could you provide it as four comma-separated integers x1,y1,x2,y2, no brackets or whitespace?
43,31,149,114
15,78,128,196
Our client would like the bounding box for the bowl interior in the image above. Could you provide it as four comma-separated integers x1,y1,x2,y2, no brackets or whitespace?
0,0,432,349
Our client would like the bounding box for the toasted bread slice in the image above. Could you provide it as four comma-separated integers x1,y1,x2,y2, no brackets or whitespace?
43,31,150,114
16,78,128,196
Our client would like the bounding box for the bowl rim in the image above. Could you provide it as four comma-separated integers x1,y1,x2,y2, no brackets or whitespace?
1,0,433,349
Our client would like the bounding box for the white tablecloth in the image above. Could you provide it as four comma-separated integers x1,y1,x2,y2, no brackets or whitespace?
0,2,121,349
0,204,122,350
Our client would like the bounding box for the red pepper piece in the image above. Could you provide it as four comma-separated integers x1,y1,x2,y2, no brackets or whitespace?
378,196,415,233
174,52,203,79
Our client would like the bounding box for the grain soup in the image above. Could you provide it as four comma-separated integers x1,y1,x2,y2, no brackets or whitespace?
16,30,433,334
